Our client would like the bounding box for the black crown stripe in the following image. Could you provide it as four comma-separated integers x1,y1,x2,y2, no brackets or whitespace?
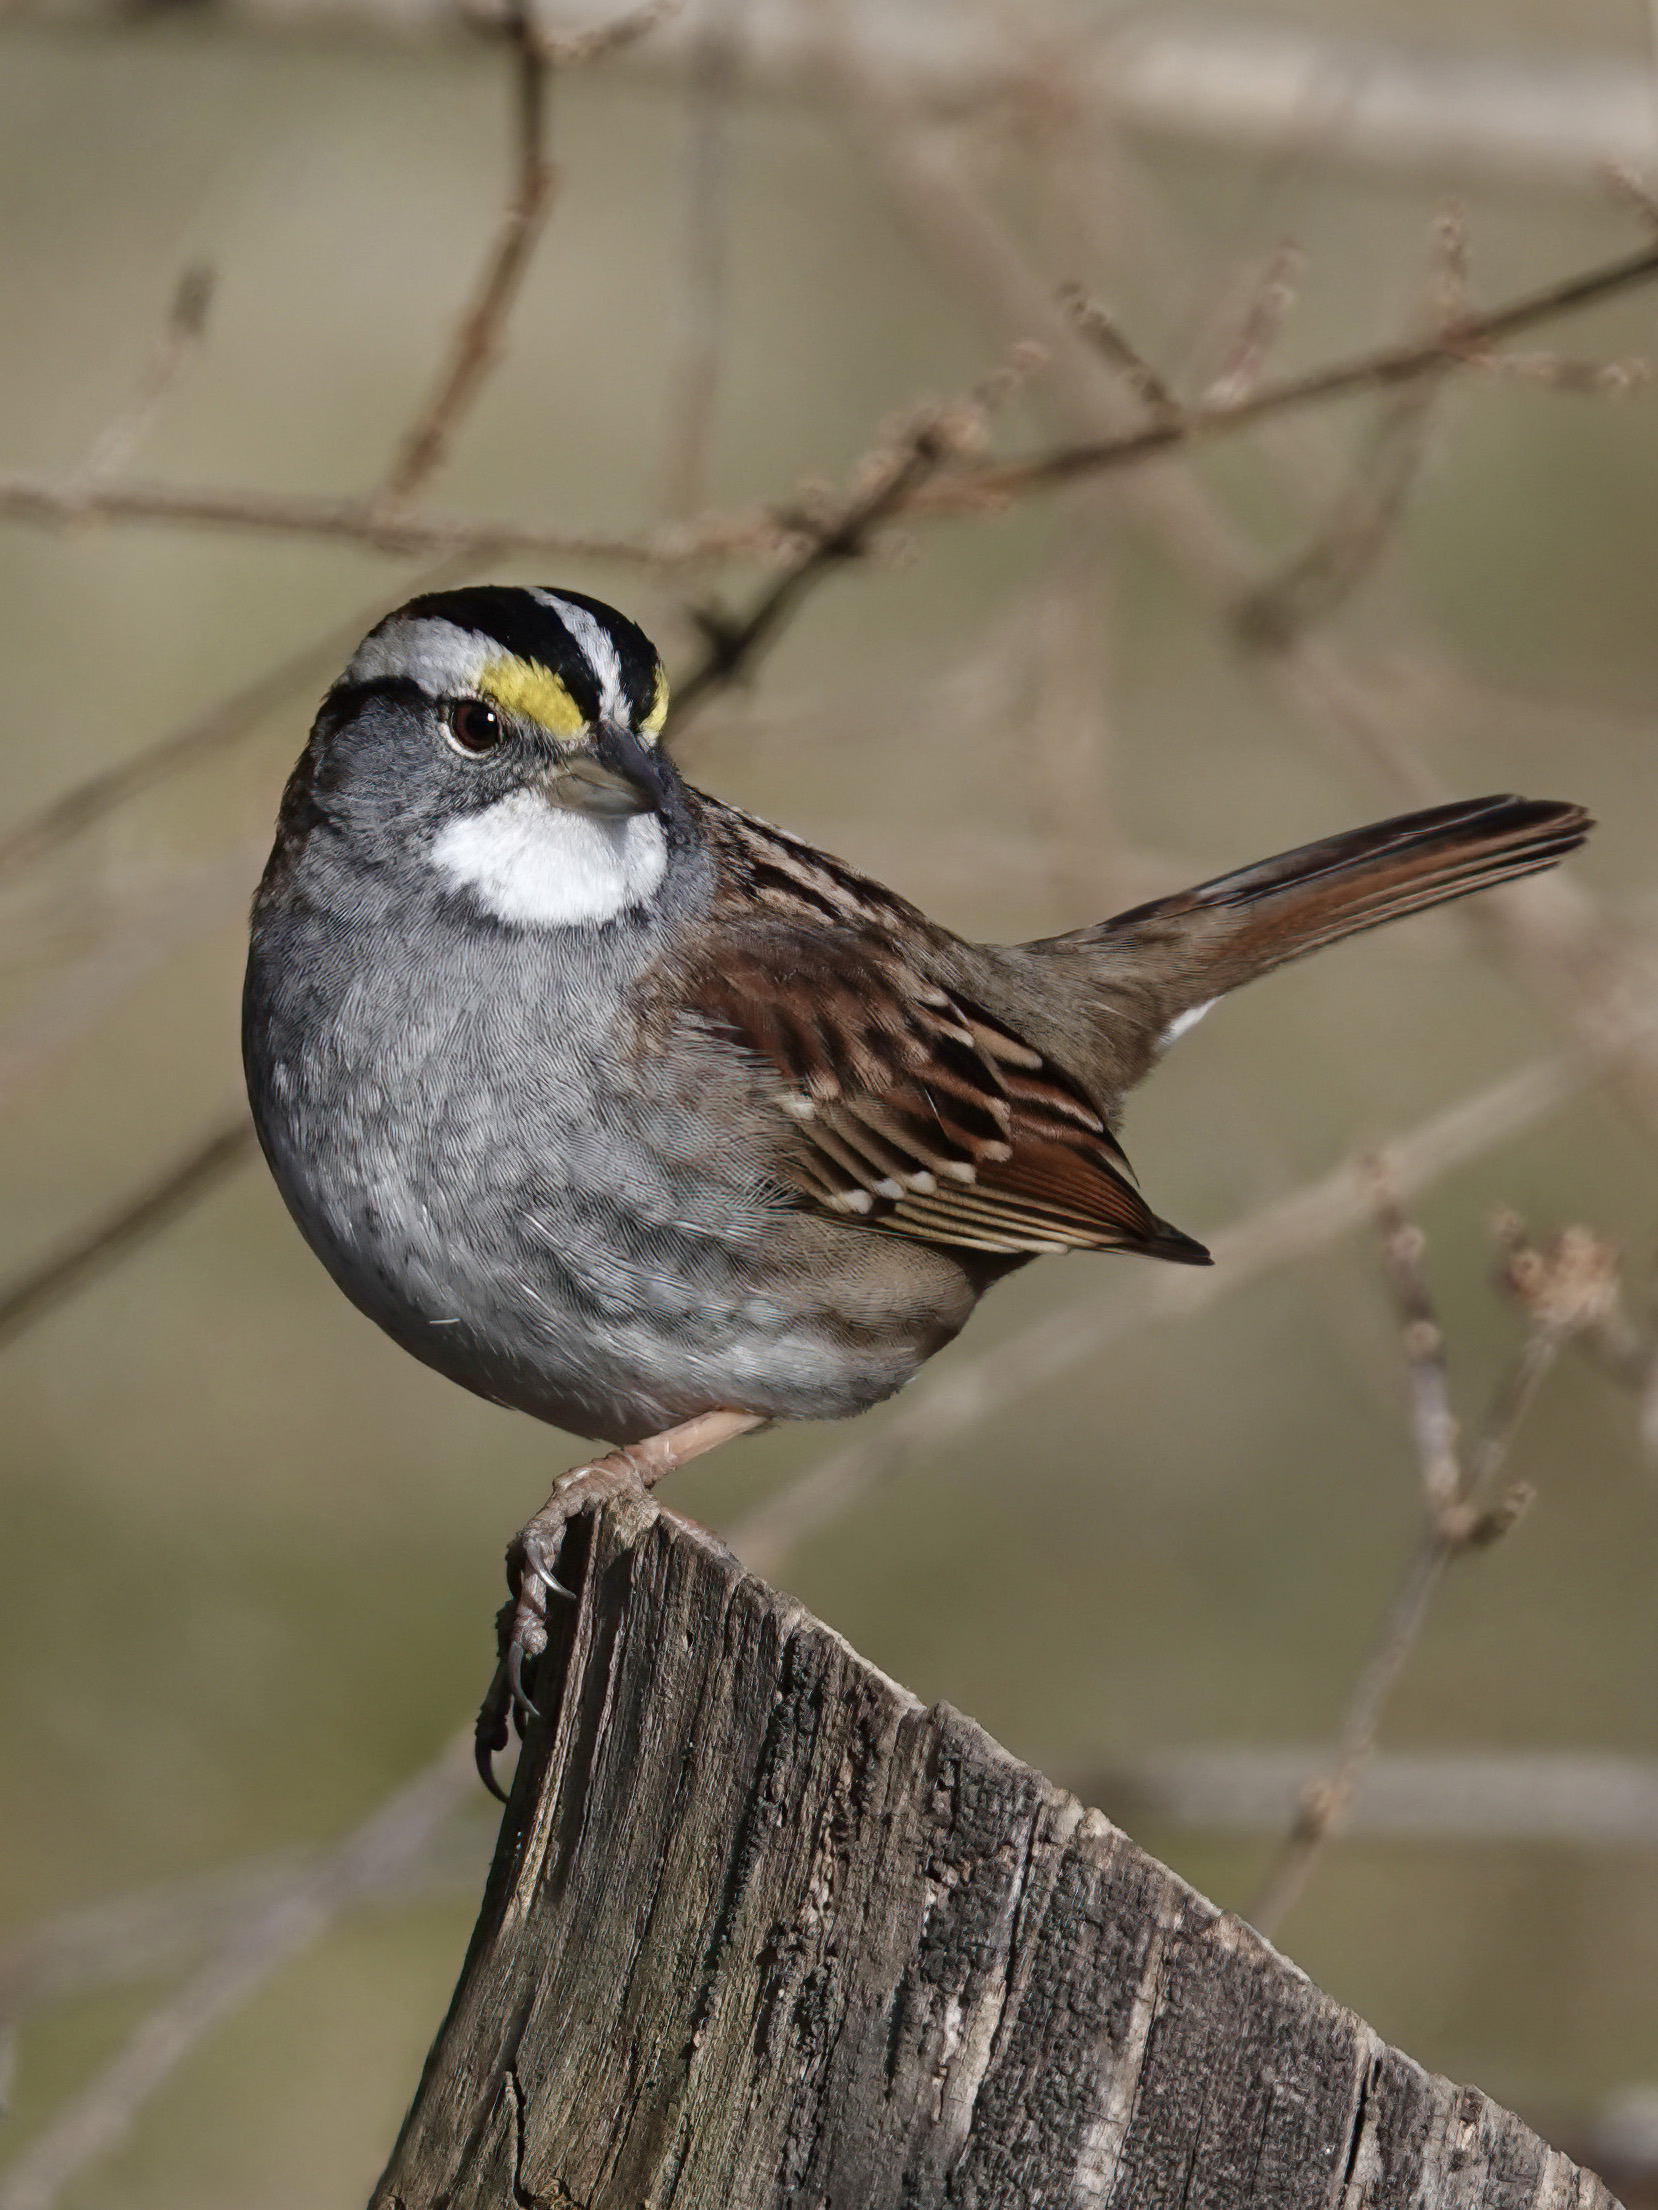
399,586,660,729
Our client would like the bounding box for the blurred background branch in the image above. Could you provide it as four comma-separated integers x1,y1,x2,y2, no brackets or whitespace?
2,0,1655,2200
10,6,1658,186
1247,1184,1599,1939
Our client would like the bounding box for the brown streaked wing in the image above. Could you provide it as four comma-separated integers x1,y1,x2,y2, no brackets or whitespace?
683,922,1210,1264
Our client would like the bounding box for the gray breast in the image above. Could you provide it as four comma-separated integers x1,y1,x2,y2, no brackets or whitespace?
244,892,980,1442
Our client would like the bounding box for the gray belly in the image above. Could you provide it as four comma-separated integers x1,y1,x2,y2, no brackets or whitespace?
246,942,979,1443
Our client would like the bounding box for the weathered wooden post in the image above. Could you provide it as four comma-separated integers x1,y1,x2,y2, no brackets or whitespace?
372,1493,1618,2209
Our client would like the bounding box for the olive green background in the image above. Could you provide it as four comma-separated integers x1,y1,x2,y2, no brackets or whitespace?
1,5,1655,2201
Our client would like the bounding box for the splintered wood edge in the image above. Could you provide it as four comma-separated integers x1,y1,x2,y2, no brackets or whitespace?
372,1496,1621,2210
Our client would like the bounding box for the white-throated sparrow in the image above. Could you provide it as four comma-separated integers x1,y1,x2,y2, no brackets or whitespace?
243,585,1590,1785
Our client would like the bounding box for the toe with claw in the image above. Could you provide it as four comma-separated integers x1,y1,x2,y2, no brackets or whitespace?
472,1416,766,1799
472,1457,640,1798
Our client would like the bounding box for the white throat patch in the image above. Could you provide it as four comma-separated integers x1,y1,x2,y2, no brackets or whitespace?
431,790,667,928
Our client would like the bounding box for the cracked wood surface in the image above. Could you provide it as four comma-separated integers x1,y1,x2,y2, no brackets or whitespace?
371,1496,1619,2210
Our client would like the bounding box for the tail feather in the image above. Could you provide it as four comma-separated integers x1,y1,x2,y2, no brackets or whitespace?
1080,795,1590,1016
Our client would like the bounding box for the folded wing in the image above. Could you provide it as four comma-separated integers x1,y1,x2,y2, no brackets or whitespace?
686,923,1210,1264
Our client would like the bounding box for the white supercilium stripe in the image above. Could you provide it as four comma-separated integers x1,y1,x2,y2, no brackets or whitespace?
344,618,491,699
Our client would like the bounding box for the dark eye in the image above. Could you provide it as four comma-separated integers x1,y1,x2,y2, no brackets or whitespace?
445,700,503,757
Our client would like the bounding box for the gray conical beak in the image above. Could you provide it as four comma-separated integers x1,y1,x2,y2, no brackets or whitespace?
536,753,655,817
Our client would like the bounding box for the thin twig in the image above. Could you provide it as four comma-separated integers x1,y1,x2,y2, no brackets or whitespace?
829,71,1658,1170
666,409,961,728
5,234,1654,573
1429,203,1472,328
1198,237,1306,409
1236,204,1457,649
0,471,783,566
958,233,1658,504
534,0,685,66
729,1041,1606,1580
1057,1746,1658,1849
11,1741,1658,2043
0,1812,495,2023
1459,348,1651,395
1057,280,1179,424
1606,163,1658,235
1495,1214,1658,1454
1235,382,1435,648
0,1732,476,2210
373,1,556,507
0,565,474,883
0,850,264,1111
1246,1182,1593,1939
660,0,742,517
0,1116,256,1353
376,0,683,508
68,264,214,495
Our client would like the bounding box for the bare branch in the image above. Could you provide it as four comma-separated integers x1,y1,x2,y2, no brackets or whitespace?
68,264,214,495
12,1737,1658,2049
3,233,1651,587
0,1116,255,1353
1374,1190,1463,1519
1063,1745,1658,1849
823,72,1658,1181
376,0,683,508
0,1812,494,2022
1056,280,1179,424
0,565,479,883
15,12,1658,189
1607,161,1658,234
961,233,1658,505
0,1732,475,2210
1246,1182,1592,1939
0,469,785,567
1235,382,1435,648
1494,1214,1658,1474
730,1041,1604,1580
372,1,557,507
1198,237,1305,409
533,0,684,66
666,368,1033,728
1428,202,1472,327
1230,206,1461,649
1460,347,1652,394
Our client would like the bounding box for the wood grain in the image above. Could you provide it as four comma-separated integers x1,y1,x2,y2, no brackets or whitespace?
372,1495,1619,2209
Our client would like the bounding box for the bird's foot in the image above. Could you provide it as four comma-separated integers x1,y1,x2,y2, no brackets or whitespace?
475,1451,648,1799
474,1410,767,1799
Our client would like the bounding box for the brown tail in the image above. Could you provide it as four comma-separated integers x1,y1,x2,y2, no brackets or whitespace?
1076,794,1591,1017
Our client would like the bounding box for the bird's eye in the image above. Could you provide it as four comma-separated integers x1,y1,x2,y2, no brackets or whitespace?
445,700,504,757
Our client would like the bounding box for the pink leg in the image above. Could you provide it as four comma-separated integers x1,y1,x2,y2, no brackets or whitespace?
476,1409,765,1794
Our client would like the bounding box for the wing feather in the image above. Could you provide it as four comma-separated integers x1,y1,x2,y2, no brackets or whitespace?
682,919,1208,1265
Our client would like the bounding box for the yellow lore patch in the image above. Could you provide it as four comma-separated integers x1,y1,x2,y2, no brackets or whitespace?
640,663,669,744
477,656,589,741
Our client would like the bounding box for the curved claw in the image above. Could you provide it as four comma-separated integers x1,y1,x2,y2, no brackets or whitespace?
516,1548,575,1610
475,1667,513,1803
475,1469,621,1794
506,1633,541,1727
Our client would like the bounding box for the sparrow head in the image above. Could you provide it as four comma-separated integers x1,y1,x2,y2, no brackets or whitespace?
276,585,688,929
